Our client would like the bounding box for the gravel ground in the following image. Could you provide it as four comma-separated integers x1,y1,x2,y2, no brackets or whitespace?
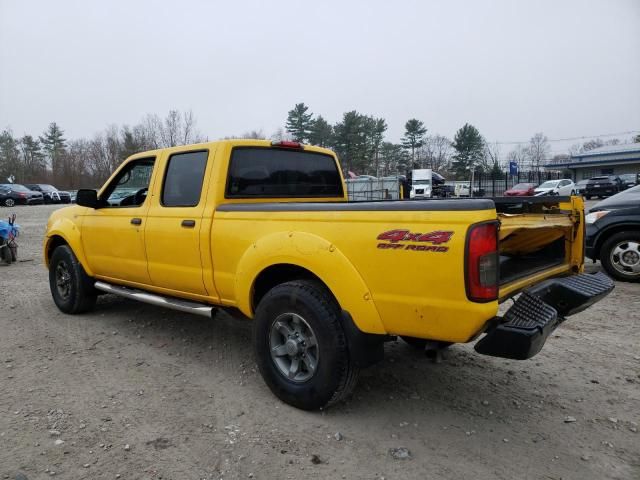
0,203,638,480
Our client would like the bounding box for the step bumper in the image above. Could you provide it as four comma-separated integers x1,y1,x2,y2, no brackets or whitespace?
474,272,614,360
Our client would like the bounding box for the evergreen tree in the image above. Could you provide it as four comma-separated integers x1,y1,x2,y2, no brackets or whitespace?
333,111,370,173
19,135,45,180
380,142,409,176
0,129,21,182
451,123,485,179
369,118,387,176
40,122,67,180
308,115,333,147
285,103,313,142
121,126,144,159
401,119,427,167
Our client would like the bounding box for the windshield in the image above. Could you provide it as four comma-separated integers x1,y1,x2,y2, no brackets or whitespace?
413,179,431,185
538,181,559,188
619,174,636,182
1,184,31,192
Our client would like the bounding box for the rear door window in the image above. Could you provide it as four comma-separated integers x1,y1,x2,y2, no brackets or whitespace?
226,147,343,198
162,151,208,207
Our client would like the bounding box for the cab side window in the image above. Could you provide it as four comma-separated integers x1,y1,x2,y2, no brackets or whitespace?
162,151,208,207
101,158,155,207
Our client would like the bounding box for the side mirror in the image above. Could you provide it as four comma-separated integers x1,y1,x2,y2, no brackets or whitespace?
76,189,99,208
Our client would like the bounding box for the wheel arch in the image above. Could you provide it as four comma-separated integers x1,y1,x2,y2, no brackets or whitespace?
234,231,386,335
593,223,640,260
44,222,94,276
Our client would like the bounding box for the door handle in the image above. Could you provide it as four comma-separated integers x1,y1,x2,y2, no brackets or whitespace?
181,219,196,228
131,218,142,225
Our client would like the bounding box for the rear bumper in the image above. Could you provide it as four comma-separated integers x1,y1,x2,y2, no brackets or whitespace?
586,188,615,196
474,272,613,360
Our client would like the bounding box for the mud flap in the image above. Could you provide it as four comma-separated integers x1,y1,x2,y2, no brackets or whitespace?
475,272,614,360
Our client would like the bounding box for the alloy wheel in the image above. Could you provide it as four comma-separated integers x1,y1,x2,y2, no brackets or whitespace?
610,241,640,277
269,312,319,383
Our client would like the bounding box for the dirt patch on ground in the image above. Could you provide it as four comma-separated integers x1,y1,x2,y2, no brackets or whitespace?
0,204,638,479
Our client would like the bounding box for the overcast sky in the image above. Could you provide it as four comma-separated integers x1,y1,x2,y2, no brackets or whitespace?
1,0,639,156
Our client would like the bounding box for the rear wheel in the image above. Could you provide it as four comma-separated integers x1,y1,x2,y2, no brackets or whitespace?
600,232,640,282
585,195,591,200
49,245,97,313
253,280,359,410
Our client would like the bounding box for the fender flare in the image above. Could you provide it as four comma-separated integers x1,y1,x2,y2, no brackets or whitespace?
44,218,94,276
234,231,386,335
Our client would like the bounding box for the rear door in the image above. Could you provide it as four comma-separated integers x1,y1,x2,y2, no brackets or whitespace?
144,148,214,296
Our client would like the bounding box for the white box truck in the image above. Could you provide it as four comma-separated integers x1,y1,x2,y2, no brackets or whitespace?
410,169,432,198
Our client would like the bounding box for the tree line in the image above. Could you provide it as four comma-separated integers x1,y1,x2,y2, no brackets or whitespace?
0,110,203,189
283,103,637,179
1,104,637,188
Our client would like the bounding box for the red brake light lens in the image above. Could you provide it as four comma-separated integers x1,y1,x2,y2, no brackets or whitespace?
466,222,499,302
271,141,303,149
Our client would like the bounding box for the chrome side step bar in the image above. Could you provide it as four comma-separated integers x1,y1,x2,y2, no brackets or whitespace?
94,281,214,318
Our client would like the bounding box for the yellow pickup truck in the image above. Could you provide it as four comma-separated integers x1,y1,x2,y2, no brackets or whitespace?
44,139,613,409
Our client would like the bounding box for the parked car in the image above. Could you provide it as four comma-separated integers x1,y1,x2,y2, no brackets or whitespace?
24,184,72,204
504,183,537,196
584,176,622,199
585,185,640,282
574,179,589,196
67,190,78,203
0,184,44,206
618,173,638,190
534,179,575,196
44,139,613,410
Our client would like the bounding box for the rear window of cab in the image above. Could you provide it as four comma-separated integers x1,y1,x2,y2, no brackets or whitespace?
225,147,343,198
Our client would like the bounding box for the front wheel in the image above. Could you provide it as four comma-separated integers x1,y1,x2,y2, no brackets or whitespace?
49,245,97,313
600,232,640,282
585,195,591,200
3,198,15,207
253,280,359,410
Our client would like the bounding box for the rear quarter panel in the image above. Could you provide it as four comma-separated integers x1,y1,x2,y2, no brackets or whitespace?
212,207,499,343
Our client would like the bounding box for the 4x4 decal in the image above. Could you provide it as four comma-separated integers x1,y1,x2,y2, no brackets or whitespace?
376,229,453,252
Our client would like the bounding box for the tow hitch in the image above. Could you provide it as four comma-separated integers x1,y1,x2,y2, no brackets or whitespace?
475,272,614,360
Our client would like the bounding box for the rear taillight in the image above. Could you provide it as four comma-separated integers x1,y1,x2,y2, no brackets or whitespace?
18,193,27,198
466,222,499,302
271,140,303,149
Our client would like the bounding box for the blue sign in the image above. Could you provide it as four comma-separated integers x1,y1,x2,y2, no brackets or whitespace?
509,161,518,176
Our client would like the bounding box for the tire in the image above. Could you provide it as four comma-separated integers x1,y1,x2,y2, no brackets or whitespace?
585,195,591,200
49,245,97,313
571,190,575,195
0,243,12,265
401,336,453,350
253,280,359,410
3,198,15,207
600,231,640,283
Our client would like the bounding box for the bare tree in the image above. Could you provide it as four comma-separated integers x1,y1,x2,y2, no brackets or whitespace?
526,133,550,171
419,135,452,172
224,130,266,140
506,145,528,170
